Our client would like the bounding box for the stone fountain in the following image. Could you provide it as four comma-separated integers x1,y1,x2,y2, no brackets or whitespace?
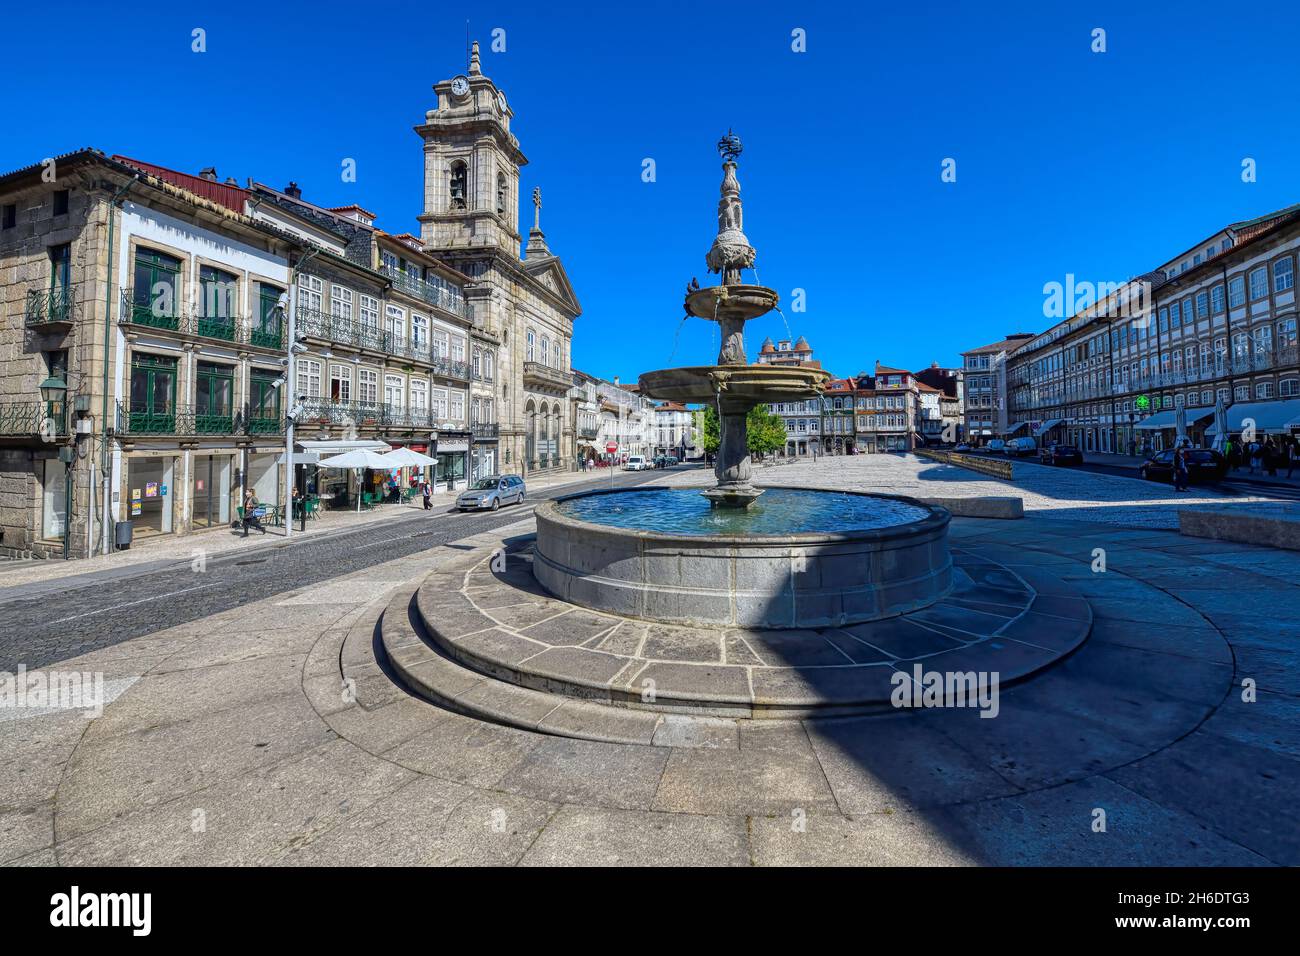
525,133,955,629
638,131,830,506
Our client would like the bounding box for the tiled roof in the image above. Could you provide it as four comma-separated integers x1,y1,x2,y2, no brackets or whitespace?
330,203,378,220
963,333,1035,355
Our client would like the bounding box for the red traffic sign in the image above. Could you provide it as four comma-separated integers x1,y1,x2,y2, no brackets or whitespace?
606,442,618,453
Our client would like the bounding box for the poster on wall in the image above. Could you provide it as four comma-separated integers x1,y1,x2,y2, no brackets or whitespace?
131,488,141,501
131,503,142,516
146,482,159,498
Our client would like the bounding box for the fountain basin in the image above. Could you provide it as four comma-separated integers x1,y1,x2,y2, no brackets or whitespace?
533,488,953,629
685,284,780,321
639,364,830,405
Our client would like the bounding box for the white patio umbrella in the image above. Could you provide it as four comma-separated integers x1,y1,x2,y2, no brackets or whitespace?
380,447,438,467
1211,395,1229,454
1174,404,1188,448
317,449,397,512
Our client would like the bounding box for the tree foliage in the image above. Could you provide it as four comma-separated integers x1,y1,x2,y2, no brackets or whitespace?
699,404,785,456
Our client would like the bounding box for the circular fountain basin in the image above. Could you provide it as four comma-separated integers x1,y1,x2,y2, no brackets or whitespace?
533,488,953,629
639,364,830,405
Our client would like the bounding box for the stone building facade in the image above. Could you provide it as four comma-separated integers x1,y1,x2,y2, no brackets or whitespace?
415,42,581,475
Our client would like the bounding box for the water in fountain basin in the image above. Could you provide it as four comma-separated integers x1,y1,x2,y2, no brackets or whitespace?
556,488,928,536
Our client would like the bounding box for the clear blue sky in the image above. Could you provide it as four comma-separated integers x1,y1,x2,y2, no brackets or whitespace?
7,1,1300,381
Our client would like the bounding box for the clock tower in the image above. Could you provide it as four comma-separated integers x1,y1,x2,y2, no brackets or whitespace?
416,40,525,254
416,41,583,477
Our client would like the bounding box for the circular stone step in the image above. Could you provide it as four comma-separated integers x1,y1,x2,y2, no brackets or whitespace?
384,537,1091,731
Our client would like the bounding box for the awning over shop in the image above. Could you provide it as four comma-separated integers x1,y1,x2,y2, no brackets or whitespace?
1004,422,1029,434
1204,400,1300,436
1134,409,1212,431
1032,419,1065,436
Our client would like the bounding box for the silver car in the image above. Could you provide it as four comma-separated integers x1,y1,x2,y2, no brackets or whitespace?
456,474,526,512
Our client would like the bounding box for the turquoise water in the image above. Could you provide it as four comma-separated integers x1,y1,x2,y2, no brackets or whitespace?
555,488,928,536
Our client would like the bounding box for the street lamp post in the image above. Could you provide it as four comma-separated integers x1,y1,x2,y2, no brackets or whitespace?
39,375,71,559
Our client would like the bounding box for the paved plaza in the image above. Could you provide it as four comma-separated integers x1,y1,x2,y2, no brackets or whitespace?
2,455,1297,866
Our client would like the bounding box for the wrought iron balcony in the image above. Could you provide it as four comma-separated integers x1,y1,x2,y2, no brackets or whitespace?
0,401,66,437
119,289,282,348
380,264,469,319
25,285,78,329
430,355,470,380
114,402,284,437
471,422,499,439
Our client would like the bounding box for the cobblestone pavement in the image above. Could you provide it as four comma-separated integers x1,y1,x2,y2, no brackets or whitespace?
648,452,1289,528
2,457,1296,866
0,467,676,671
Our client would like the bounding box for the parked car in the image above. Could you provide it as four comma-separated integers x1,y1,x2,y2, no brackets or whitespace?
954,443,972,453
665,455,679,465
455,474,526,511
1038,443,1083,466
986,439,1006,454
624,455,648,471
1139,449,1228,484
1003,437,1037,456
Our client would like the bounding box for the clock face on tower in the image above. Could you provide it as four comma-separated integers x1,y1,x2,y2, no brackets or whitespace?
450,75,470,98
496,90,507,113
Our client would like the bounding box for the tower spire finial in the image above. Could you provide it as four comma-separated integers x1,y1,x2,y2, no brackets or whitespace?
469,39,482,76
532,187,542,232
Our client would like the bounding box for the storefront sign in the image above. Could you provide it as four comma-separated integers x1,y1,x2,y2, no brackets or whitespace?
438,440,468,452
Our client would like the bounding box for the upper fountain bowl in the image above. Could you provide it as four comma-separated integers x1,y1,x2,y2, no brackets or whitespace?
686,284,780,323
640,364,830,406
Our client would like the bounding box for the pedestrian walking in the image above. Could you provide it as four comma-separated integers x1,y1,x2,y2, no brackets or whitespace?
1264,437,1279,477
1172,441,1190,493
421,480,432,511
1248,439,1262,475
1288,441,1299,479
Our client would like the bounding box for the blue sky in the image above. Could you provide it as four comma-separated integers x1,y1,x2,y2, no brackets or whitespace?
7,1,1300,381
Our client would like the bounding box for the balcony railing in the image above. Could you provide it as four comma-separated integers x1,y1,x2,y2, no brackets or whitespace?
115,402,285,437
119,289,283,349
0,401,66,437
471,422,500,439
296,399,463,432
380,264,469,319
523,361,573,391
25,285,78,328
296,306,471,378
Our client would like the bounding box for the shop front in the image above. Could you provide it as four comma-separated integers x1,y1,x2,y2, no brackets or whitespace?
435,433,470,493
125,455,175,537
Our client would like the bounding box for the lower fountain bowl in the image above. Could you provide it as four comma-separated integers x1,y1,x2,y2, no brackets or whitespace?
532,488,953,629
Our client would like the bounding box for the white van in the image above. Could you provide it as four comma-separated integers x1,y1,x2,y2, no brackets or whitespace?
623,455,647,471
1004,437,1037,456
985,439,1006,454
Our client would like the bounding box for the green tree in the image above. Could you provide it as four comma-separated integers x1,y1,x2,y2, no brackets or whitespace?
746,404,787,456
699,404,787,457
700,405,721,454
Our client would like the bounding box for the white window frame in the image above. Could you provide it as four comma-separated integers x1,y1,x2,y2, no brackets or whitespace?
358,368,378,404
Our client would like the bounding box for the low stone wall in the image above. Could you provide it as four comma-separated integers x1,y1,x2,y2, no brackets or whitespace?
1179,506,1300,551
915,448,1015,480
916,496,1023,519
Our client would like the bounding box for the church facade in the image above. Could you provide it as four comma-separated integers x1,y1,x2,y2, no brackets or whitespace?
416,41,582,475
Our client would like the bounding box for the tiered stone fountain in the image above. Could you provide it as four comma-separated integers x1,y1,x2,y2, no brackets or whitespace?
639,131,830,507
530,134,955,629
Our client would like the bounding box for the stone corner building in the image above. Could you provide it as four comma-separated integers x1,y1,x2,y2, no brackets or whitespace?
416,41,582,474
